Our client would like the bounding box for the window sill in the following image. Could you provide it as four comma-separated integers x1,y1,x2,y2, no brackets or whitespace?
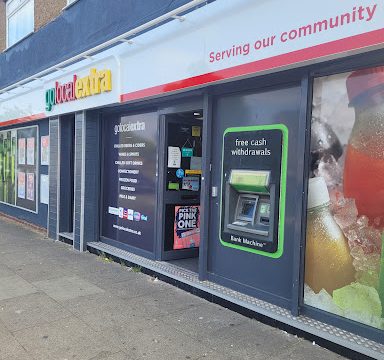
5,30,34,52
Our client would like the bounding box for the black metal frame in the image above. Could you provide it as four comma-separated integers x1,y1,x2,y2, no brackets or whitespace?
157,99,204,262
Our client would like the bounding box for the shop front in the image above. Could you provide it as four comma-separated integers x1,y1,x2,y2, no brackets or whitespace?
0,0,383,357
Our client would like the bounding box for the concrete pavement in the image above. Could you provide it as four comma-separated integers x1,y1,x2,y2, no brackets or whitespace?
0,216,347,360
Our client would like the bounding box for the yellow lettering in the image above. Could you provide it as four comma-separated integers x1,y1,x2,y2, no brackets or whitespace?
90,68,100,95
75,68,111,99
100,70,112,92
82,76,91,97
75,79,83,98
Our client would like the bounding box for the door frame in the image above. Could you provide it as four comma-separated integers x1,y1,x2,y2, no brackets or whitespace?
57,113,76,239
156,99,206,262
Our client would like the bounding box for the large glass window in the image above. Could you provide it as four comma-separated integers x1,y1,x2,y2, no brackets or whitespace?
6,0,34,47
0,126,38,212
304,66,384,331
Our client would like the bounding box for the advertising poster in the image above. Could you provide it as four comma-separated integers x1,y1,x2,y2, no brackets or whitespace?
167,146,181,168
101,112,158,252
18,138,26,165
181,177,199,191
41,135,49,165
26,173,34,201
17,172,25,199
16,126,38,211
40,174,49,205
0,131,16,205
26,137,35,165
304,66,384,330
174,205,200,250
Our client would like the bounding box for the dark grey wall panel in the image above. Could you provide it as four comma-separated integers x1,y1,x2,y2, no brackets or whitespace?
208,85,303,309
0,0,203,89
82,110,101,250
48,117,59,238
73,112,84,250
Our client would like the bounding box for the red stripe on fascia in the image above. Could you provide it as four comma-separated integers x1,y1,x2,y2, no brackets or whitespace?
0,113,46,128
120,28,384,103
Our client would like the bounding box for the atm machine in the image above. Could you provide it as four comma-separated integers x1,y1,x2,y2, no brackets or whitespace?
220,125,287,257
225,169,273,237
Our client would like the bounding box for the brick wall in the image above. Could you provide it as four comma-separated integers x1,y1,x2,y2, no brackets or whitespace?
0,1,6,51
35,0,66,30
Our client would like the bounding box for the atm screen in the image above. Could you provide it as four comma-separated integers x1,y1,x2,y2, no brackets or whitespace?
238,197,257,221
241,201,255,218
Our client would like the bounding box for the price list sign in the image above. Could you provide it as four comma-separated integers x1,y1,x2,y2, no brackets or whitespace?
102,112,158,253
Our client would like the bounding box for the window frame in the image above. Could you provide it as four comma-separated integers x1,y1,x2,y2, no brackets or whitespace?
66,0,79,7
6,0,34,48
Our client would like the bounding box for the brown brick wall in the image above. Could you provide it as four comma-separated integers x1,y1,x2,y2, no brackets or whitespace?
0,1,6,51
35,0,66,30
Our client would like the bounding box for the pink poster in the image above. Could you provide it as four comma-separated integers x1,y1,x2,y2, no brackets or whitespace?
173,205,200,250
18,138,26,165
17,172,25,199
26,173,34,201
26,137,35,165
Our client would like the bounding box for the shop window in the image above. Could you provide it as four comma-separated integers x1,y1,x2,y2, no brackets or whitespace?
0,126,38,212
304,66,384,331
6,0,34,47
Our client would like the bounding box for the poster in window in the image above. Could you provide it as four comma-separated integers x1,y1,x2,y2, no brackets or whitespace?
18,138,26,165
26,173,34,201
0,131,17,205
26,137,35,165
173,205,200,249
40,174,49,205
304,66,384,331
16,126,38,212
41,135,49,165
17,172,25,199
101,112,158,253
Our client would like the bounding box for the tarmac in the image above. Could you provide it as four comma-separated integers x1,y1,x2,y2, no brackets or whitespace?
0,216,347,360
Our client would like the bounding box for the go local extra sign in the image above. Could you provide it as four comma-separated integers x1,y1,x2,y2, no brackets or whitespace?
1,0,384,125
45,68,112,111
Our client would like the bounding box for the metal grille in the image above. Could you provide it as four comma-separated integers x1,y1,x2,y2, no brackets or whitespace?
87,241,384,359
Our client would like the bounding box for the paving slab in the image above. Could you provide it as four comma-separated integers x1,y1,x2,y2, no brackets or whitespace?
0,321,31,360
98,275,168,300
0,292,72,332
87,351,129,360
200,319,301,359
0,275,37,301
160,301,248,340
271,337,345,360
0,250,50,268
100,317,219,360
13,261,72,283
32,275,104,301
123,284,208,319
12,316,122,360
0,264,14,279
60,292,140,331
70,258,140,286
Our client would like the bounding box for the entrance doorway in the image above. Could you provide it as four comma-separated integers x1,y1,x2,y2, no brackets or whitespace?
58,114,75,242
160,110,203,272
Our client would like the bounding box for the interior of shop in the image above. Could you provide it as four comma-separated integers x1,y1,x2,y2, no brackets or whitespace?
162,109,204,273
